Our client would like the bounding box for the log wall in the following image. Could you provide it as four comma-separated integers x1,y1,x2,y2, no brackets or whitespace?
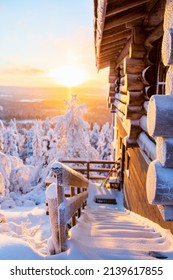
146,0,173,221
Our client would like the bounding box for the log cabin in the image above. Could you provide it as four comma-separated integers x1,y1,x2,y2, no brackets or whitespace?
93,0,173,233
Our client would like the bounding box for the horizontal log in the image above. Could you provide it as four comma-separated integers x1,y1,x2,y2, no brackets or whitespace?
158,205,173,221
139,115,148,133
126,119,141,139
142,65,157,85
147,0,165,27
123,57,145,75
51,162,89,189
125,105,144,120
109,90,115,97
109,75,116,83
144,85,156,99
145,46,158,65
114,99,126,115
129,43,146,59
146,160,173,205
162,28,173,66
115,92,127,104
122,136,138,148
143,101,149,113
156,137,173,167
165,65,173,94
147,95,173,137
145,22,163,48
124,73,144,91
137,132,156,160
115,39,131,67
127,91,145,105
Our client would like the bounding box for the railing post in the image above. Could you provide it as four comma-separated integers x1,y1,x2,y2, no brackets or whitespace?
87,161,90,179
70,186,76,226
77,188,81,218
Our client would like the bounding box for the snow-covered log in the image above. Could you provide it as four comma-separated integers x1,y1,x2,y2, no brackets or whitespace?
146,160,173,205
147,95,173,137
51,161,89,189
156,137,173,167
143,101,148,113
162,28,173,66
137,132,156,160
58,191,88,252
122,136,137,148
139,115,148,133
46,183,60,254
158,205,173,221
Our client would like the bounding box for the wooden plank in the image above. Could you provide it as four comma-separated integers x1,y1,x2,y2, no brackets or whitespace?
101,39,127,51
116,115,127,139
104,9,145,31
102,30,131,45
106,0,150,18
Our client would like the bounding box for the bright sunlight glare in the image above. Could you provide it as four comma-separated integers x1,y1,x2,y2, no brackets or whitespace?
48,64,88,87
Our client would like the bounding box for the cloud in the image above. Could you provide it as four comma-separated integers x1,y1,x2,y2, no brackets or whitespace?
0,66,46,76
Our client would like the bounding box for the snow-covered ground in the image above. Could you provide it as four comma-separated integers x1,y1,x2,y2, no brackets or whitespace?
1,182,173,260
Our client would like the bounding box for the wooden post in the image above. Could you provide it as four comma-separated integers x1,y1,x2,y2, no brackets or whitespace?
46,183,60,254
77,188,81,218
87,161,90,179
146,160,173,205
70,186,76,226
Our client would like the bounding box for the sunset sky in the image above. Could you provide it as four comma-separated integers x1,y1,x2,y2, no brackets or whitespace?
0,0,108,89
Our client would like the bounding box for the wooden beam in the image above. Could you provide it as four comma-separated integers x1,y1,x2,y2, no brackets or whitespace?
105,9,145,31
101,39,127,51
124,57,145,75
115,39,131,67
101,30,131,45
145,22,163,48
106,0,150,18
103,24,126,38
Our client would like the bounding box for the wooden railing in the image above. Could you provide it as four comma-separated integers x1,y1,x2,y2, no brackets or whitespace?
61,159,117,180
46,161,89,254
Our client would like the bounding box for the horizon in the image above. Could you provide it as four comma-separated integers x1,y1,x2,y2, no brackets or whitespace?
0,0,109,91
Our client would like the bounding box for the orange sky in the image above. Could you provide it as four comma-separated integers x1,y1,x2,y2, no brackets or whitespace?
0,0,109,90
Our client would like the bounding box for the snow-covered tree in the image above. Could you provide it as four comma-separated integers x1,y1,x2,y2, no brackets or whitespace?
54,95,99,160
97,122,113,161
3,119,19,157
0,120,5,151
90,122,100,150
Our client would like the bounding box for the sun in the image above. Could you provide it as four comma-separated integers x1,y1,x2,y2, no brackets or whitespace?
48,64,88,87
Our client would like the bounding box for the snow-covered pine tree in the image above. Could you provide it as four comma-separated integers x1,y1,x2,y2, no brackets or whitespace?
90,122,100,150
97,122,113,161
3,119,19,157
54,94,99,161
0,120,5,151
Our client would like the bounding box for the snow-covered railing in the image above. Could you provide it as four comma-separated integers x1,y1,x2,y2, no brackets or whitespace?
61,159,116,181
46,161,89,254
